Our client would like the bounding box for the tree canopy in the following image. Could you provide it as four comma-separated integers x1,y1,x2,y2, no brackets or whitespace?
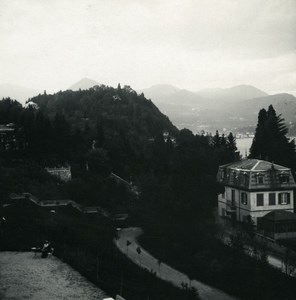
249,105,296,168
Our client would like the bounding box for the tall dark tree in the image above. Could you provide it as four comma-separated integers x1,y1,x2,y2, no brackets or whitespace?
249,105,295,168
95,117,105,148
249,108,268,159
220,134,227,147
227,132,237,160
212,130,221,147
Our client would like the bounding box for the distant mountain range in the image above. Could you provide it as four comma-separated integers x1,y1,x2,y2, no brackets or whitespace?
138,84,268,108
2,78,296,136
0,84,39,105
138,84,296,135
197,85,268,102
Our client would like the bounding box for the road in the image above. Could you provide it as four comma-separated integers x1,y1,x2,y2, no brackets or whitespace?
115,227,237,300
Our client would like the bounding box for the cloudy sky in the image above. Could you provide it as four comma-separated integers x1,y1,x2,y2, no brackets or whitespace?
0,0,295,94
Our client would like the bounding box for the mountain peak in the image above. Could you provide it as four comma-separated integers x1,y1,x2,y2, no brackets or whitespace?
69,78,100,91
197,84,268,101
138,84,180,97
229,84,268,95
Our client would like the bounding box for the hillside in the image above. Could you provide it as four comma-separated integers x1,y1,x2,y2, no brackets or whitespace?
196,85,268,103
227,93,296,133
139,84,268,108
31,84,177,137
29,85,178,177
230,93,296,118
139,85,206,108
138,84,296,134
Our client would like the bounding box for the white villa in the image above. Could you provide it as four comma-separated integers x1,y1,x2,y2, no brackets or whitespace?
217,159,296,227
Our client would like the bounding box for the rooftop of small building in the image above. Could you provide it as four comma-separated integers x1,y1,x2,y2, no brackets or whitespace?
263,210,296,222
220,159,289,172
0,124,15,132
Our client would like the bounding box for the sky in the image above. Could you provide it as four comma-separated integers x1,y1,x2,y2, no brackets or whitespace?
0,0,295,94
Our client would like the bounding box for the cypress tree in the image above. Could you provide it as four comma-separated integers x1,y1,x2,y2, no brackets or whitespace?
249,108,268,159
212,130,221,148
249,105,295,168
227,132,237,160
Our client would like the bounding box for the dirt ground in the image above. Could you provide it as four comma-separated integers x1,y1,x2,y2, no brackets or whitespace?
0,251,107,300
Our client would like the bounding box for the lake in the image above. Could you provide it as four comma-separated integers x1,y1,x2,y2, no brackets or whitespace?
236,136,296,157
236,138,253,157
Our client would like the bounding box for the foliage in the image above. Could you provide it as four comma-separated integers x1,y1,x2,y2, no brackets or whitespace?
0,86,243,299
249,105,296,168
140,228,296,300
0,158,62,201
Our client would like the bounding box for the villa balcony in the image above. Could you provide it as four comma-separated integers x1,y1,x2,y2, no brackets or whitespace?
226,200,236,213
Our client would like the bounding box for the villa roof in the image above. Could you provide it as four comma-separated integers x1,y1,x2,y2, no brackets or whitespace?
263,210,296,222
221,159,289,172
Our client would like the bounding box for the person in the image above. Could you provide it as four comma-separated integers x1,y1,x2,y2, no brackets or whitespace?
41,240,53,258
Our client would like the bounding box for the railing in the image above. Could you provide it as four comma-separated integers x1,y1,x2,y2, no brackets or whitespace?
226,200,236,212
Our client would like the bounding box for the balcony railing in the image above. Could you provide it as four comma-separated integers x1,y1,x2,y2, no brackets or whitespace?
226,200,236,212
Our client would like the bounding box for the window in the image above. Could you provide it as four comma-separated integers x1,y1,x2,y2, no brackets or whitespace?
242,172,248,185
231,172,236,182
257,175,264,184
256,194,264,206
231,190,235,201
278,193,290,205
279,174,290,184
222,208,226,217
269,193,276,205
241,192,248,205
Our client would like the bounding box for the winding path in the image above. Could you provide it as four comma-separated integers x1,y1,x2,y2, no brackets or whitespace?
115,227,237,300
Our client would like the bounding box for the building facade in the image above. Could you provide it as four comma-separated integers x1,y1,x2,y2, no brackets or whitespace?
45,166,72,181
217,159,296,225
0,123,17,151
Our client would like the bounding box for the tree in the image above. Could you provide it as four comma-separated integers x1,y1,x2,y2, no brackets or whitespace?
249,105,295,168
94,118,105,148
212,130,221,148
250,108,268,159
85,148,111,176
227,132,237,160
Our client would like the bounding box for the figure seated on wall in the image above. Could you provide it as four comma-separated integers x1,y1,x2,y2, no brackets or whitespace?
31,240,54,258
41,240,54,258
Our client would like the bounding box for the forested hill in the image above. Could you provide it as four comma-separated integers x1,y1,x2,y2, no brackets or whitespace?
31,84,177,138
0,84,175,178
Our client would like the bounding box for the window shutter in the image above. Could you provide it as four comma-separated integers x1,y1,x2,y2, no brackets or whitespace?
278,193,282,205
287,193,291,204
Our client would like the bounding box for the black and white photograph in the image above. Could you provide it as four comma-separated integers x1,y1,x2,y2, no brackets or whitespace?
0,0,296,299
